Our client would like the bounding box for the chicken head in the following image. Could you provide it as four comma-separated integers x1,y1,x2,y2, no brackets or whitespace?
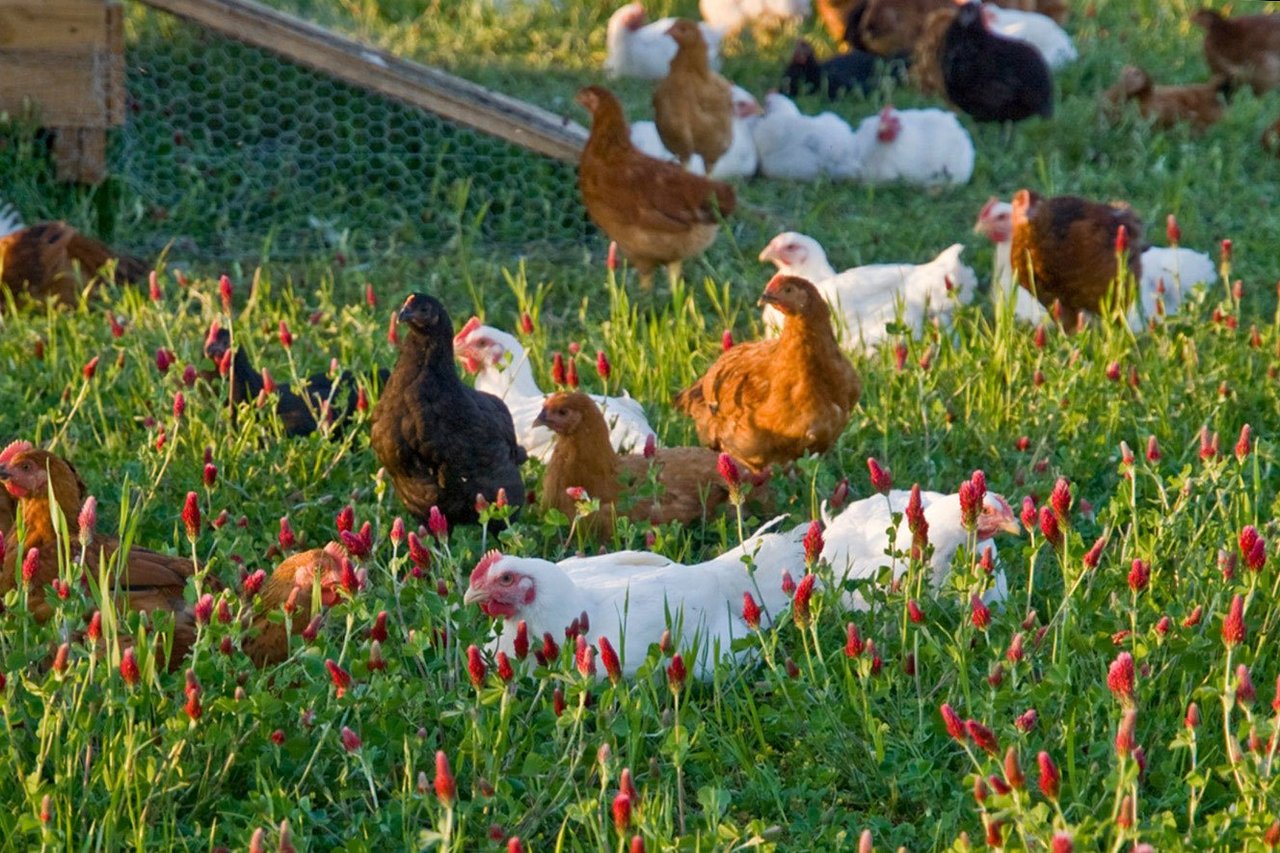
397,292,453,343
533,391,593,436
973,198,1012,242
0,446,80,502
665,18,705,47
976,494,1021,538
463,550,537,618
758,274,820,316
875,106,903,142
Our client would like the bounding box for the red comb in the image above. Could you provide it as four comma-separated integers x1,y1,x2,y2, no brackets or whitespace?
978,198,999,219
0,439,33,465
469,549,505,586
454,316,482,343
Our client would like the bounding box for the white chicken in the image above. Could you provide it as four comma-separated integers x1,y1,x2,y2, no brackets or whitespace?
821,489,1020,608
758,231,978,349
452,319,656,463
630,85,762,178
984,4,1077,70
604,2,723,81
699,0,810,34
973,199,1216,329
750,93,860,181
0,199,24,237
849,106,975,187
464,515,807,679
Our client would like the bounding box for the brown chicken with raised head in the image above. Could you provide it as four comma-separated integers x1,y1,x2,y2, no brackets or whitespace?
536,391,738,537
1103,66,1224,131
654,20,734,172
242,543,345,667
1,222,148,308
1193,8,1280,97
1010,189,1145,332
674,275,861,473
576,85,736,291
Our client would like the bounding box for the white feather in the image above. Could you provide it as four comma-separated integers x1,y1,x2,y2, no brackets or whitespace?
984,4,1077,70
699,0,810,33
751,93,859,181
849,107,974,187
605,3,723,80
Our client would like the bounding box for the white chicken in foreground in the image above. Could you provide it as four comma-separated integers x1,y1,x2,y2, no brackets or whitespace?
465,516,807,679
973,199,1216,330
630,85,762,178
452,319,656,463
849,106,975,187
699,0,810,34
750,93,860,181
984,4,1077,70
758,231,978,349
821,489,1020,608
604,3,723,80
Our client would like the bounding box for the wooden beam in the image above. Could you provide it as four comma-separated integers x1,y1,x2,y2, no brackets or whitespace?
52,126,107,183
0,0,107,51
137,0,588,163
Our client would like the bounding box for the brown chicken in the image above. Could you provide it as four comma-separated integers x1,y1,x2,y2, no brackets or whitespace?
674,275,861,473
0,222,148,308
242,544,345,667
857,0,949,57
1010,189,1146,332
536,391,736,537
653,20,734,173
913,6,955,95
0,443,200,624
1103,66,1224,131
1193,8,1280,96
577,85,736,291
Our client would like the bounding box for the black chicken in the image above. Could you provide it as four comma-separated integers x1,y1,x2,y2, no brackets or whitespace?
370,293,527,527
204,326,382,438
783,39,907,100
941,1,1053,123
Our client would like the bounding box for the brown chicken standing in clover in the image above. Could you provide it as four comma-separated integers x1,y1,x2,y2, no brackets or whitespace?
675,275,860,473
653,20,734,173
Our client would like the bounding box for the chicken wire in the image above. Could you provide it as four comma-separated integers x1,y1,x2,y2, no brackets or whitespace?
112,1,592,262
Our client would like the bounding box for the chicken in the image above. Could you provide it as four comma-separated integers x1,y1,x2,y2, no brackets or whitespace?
0,444,201,628
699,0,810,35
1102,65,1224,132
371,293,528,527
242,544,345,667
1193,8,1280,97
452,318,656,463
983,4,1076,69
674,275,861,472
912,7,956,95
822,488,1020,606
784,39,904,100
975,198,1213,329
204,325,383,438
857,0,950,56
750,93,861,181
0,220,148,308
604,2,723,81
815,0,864,42
653,20,734,173
942,1,1053,123
758,232,977,348
631,85,762,179
536,391,739,537
464,515,808,679
1009,190,1146,332
576,85,736,291
849,105,974,186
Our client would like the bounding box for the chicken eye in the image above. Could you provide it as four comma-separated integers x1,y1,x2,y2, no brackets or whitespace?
499,573,514,585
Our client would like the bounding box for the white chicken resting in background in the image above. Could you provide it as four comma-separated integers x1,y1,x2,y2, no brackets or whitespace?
973,199,1216,329
758,231,978,349
699,0,810,34
604,2,723,80
464,516,807,679
452,319,656,463
630,85,762,178
750,92,860,181
0,199,24,237
849,106,974,187
821,489,1020,608
984,4,1077,70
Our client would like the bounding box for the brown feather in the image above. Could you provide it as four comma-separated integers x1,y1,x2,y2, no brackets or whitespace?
653,20,734,171
1102,65,1224,131
1194,9,1280,96
242,547,344,667
0,222,146,308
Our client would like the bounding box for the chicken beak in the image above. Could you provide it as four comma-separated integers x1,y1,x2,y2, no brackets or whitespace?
758,293,780,308
1001,515,1022,535
533,409,551,429
757,245,776,264
0,465,10,482
462,586,486,606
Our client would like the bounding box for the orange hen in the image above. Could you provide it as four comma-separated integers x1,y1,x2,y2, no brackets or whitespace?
674,275,861,473
1010,189,1145,332
536,391,736,538
0,222,147,308
576,85,736,291
1193,9,1280,96
653,20,734,172
1103,66,1224,131
241,544,346,667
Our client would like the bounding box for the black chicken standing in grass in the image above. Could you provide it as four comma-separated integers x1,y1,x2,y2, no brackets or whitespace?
941,1,1053,124
371,293,527,527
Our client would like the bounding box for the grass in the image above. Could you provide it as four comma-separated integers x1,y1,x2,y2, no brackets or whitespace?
2,0,1280,848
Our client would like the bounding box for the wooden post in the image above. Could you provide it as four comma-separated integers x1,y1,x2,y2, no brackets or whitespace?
0,0,124,183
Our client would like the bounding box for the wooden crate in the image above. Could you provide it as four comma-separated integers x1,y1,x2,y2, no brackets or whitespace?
0,0,125,183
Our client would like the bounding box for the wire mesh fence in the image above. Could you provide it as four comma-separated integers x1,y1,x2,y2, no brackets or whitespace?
112,0,593,263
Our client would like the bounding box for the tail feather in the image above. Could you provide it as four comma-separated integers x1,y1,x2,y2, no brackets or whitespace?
65,233,148,285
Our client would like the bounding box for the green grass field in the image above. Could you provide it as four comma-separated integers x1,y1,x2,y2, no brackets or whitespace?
2,0,1280,848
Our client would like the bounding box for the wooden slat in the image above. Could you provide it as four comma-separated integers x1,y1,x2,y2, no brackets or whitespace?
138,0,587,163
0,0,106,50
53,126,108,183
105,0,124,124
0,51,109,126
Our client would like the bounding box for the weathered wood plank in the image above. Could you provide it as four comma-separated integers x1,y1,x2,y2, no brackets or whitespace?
0,0,106,50
52,126,107,183
138,0,587,163
0,50,109,126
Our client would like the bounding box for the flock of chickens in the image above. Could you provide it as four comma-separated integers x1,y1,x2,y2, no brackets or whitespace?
1,0,1278,680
